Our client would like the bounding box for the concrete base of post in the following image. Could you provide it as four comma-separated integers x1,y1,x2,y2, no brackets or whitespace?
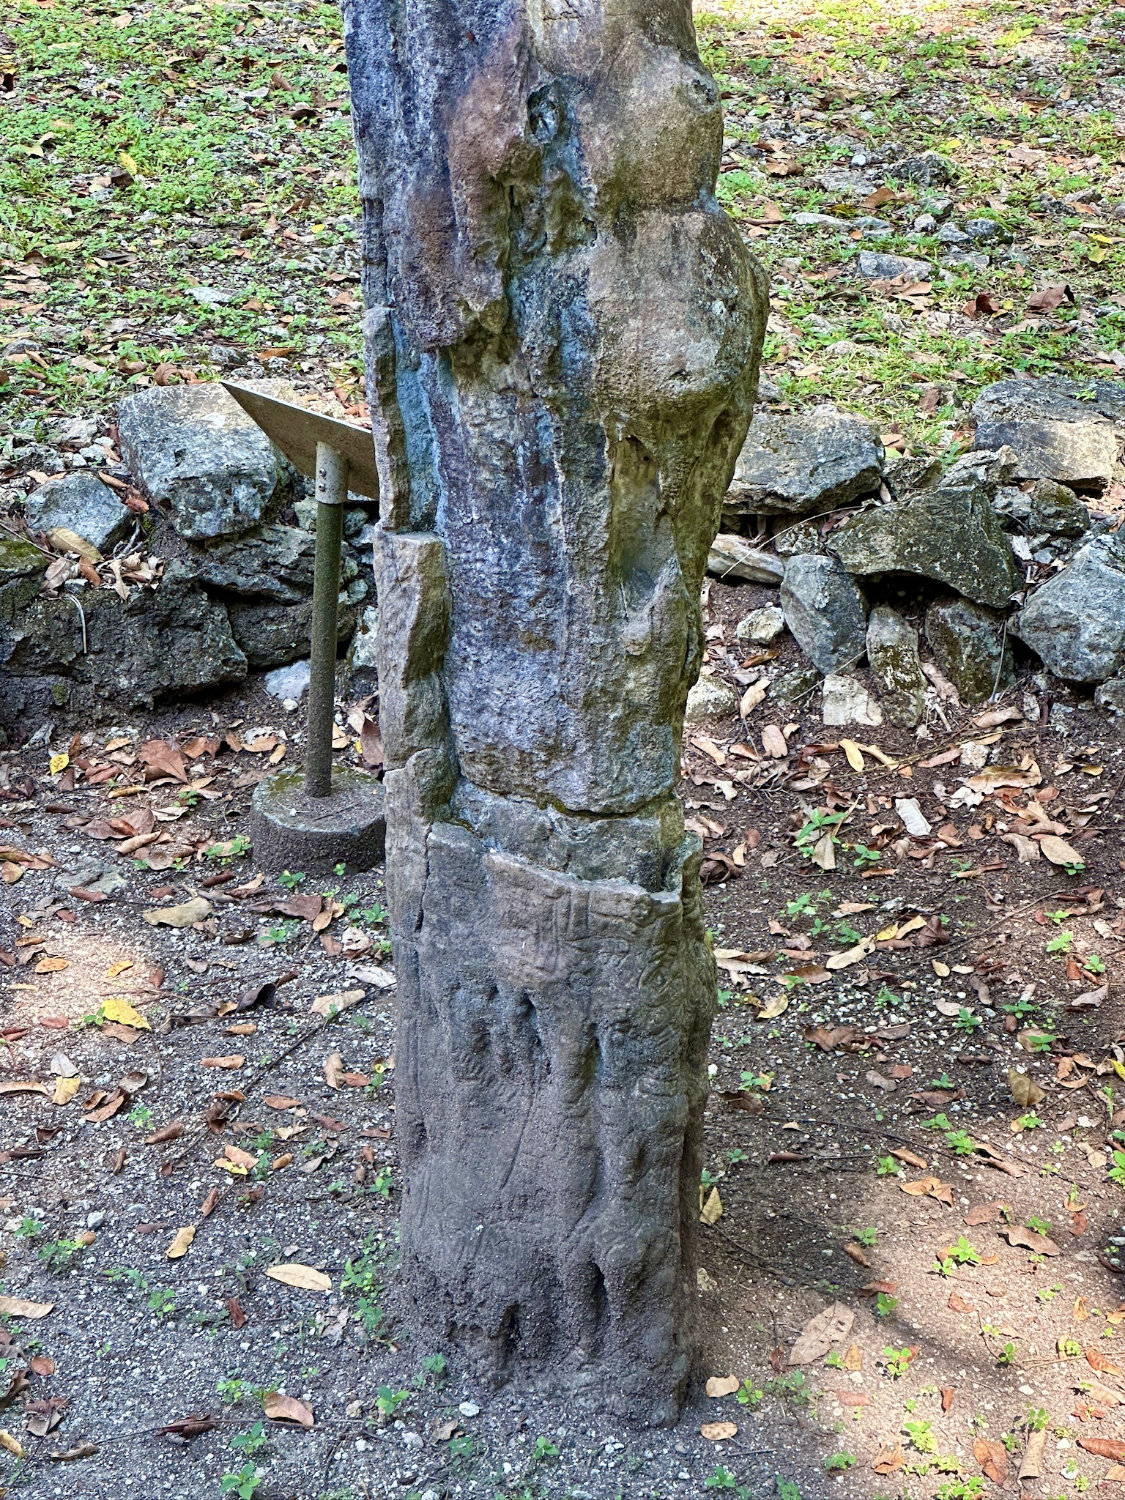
250,765,386,875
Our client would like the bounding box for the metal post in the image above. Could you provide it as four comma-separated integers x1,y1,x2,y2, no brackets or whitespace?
305,441,348,798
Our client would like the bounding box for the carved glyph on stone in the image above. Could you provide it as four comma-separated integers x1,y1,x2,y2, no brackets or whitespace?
343,0,767,1420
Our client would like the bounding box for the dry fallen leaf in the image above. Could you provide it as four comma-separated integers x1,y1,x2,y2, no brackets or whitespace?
166,1226,196,1260
1078,1437,1125,1461
0,1296,53,1319
101,996,151,1031
901,1175,953,1206
974,1437,1009,1485
839,738,865,772
52,1076,81,1106
1020,1422,1050,1482
264,1263,331,1293
1002,1224,1060,1256
705,1375,740,1398
1039,834,1084,868
700,1186,723,1225
700,1421,737,1442
788,1302,854,1365
143,897,213,928
0,1431,24,1459
1007,1068,1045,1109
263,1394,314,1428
873,1445,905,1476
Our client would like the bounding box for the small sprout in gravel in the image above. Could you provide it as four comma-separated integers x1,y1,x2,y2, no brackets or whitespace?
705,1466,750,1495
532,1436,560,1463
996,1341,1017,1366
875,985,903,1010
876,1295,901,1323
824,1452,855,1472
220,1463,264,1499
904,1419,937,1454
876,1155,903,1177
883,1346,912,1378
38,1236,88,1274
1108,1148,1125,1188
1046,930,1075,956
278,870,306,890
953,1008,982,1034
776,1479,802,1500
736,1380,764,1408
825,1350,844,1369
375,1385,410,1416
231,1423,269,1459
1085,954,1107,975
851,845,881,869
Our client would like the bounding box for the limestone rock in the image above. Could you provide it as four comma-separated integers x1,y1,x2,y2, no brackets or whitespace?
887,151,954,186
724,405,883,518
0,575,246,725
972,377,1125,486
780,553,868,674
821,673,883,727
707,534,785,585
1014,533,1125,682
735,604,785,644
829,486,1022,610
925,596,1014,704
773,518,826,558
857,251,932,281
23,473,131,554
226,597,356,670
866,606,926,727
0,534,46,583
1095,676,1125,713
773,664,821,707
167,523,317,604
117,382,290,540
1028,479,1090,538
684,672,739,723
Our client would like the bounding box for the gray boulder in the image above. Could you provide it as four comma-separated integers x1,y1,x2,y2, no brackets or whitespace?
887,151,954,187
167,523,317,604
925,597,1014,703
0,574,246,725
857,251,932,282
1028,479,1090,538
117,382,290,540
972,378,1125,486
780,553,868,674
866,606,926,727
821,673,883,727
829,486,1022,610
226,596,356,670
23,473,132,554
1095,676,1125,714
684,672,738,724
725,405,883,518
706,534,784,585
1014,534,1125,683
735,604,785,645
773,664,820,708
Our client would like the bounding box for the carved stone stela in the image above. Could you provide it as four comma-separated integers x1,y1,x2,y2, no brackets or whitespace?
343,0,766,1419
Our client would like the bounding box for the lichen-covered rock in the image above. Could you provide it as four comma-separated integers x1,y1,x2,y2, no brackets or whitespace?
773,517,826,558
1028,479,1090,538
822,673,883,726
226,597,356,670
684,672,739,722
735,604,785,644
724,404,883,517
706,533,784,584
23,473,132,554
781,553,868,673
972,377,1125,486
117,382,290,540
1095,676,1125,714
167,523,318,603
1014,533,1125,682
0,534,46,582
866,606,926,727
830,486,1022,609
857,251,932,281
925,596,1014,703
887,151,954,186
0,576,246,726
773,664,821,707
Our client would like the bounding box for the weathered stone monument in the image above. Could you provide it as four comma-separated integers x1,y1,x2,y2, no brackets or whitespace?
342,0,767,1418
